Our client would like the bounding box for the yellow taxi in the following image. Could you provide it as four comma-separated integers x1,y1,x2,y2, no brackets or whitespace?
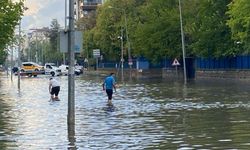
21,62,44,72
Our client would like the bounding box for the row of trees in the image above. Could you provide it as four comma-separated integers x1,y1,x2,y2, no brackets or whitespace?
0,0,24,64
23,19,63,64
0,0,63,65
81,0,250,63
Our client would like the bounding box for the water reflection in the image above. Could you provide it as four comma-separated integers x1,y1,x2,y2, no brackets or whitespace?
0,73,250,149
68,122,76,150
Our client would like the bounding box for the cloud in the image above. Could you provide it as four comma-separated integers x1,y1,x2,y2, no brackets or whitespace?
22,0,65,31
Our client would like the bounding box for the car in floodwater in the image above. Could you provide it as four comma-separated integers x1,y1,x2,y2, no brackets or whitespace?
59,65,81,75
44,63,62,76
21,62,44,73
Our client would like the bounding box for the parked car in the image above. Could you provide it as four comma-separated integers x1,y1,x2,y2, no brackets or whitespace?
21,62,44,73
75,64,84,74
44,63,62,76
59,65,81,75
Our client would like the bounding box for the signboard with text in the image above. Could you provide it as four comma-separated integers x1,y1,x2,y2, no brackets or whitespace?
93,49,100,58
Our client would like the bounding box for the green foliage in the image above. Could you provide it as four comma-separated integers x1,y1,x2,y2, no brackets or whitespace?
133,0,181,62
186,0,235,57
0,0,24,64
43,19,63,63
76,11,97,31
82,0,250,63
0,50,7,64
49,19,60,51
227,0,250,53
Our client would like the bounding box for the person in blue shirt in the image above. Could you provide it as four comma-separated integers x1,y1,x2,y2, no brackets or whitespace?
102,73,116,105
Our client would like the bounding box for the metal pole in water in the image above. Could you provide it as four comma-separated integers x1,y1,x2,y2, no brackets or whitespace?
17,20,21,89
121,28,124,82
64,0,67,65
11,46,13,81
68,0,75,126
178,0,187,84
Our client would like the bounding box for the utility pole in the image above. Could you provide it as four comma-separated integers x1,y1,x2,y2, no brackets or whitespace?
124,10,132,69
17,20,21,90
178,0,187,84
11,46,13,81
120,28,124,82
35,30,38,63
64,0,67,65
68,0,75,127
28,34,31,61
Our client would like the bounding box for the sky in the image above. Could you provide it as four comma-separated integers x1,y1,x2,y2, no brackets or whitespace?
22,0,66,32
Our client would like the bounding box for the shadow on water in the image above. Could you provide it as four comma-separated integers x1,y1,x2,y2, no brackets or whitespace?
1,73,250,149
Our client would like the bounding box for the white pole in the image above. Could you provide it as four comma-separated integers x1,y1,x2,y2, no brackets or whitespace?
121,28,124,81
178,0,187,84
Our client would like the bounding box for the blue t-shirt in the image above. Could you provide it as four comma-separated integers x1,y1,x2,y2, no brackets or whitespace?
104,76,115,90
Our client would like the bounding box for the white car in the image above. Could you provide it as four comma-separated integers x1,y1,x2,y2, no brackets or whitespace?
59,65,81,75
44,63,62,76
75,64,84,74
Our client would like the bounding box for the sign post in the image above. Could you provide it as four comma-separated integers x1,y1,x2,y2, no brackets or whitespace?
93,49,100,71
172,58,180,77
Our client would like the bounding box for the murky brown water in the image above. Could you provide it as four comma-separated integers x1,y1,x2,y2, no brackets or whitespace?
0,72,250,149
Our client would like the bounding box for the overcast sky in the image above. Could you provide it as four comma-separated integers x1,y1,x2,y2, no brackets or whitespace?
22,0,66,32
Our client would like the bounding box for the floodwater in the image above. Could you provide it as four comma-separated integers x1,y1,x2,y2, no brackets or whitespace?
0,73,250,149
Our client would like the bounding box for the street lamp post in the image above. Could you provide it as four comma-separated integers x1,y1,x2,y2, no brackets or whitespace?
27,33,32,61
108,6,132,80
17,19,21,90
63,0,67,65
68,0,75,127
35,30,38,63
178,0,187,84
11,46,14,81
120,28,124,81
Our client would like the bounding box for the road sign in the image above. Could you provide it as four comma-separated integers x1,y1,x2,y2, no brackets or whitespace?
172,58,180,66
93,49,100,58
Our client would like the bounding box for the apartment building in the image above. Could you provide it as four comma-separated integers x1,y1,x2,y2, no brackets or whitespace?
75,0,106,20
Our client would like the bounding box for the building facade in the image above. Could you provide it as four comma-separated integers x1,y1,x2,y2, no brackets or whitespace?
75,0,106,20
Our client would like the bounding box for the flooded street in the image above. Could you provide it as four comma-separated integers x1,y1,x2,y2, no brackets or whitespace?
0,73,250,149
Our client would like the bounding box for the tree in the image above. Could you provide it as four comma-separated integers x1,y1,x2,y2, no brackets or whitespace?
49,19,60,51
91,0,147,61
132,0,182,62
44,19,63,63
186,0,235,57
0,0,23,64
76,11,97,31
227,0,250,53
84,0,239,63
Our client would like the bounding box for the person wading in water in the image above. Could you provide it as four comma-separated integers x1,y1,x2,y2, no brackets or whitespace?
102,73,116,105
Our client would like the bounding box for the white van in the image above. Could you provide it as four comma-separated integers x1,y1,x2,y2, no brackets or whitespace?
44,63,62,76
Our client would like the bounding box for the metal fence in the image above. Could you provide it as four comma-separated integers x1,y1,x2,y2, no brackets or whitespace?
98,56,250,70
196,56,250,70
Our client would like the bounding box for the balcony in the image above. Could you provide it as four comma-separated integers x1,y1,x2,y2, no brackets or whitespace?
80,1,102,11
